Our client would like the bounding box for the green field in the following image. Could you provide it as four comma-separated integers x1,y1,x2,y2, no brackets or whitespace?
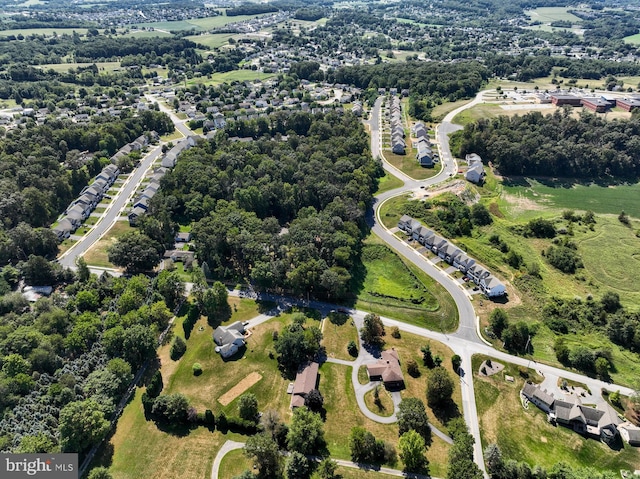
0,28,89,38
525,7,583,24
134,13,269,33
375,171,404,195
186,33,238,50
36,62,121,73
121,30,174,38
474,354,640,473
624,33,640,45
502,178,640,219
354,235,458,332
188,70,276,86
322,313,359,361
82,221,133,268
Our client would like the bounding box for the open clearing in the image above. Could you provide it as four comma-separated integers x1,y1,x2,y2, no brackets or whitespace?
354,235,459,332
474,355,640,473
218,372,262,406
322,312,359,361
624,33,640,45
79,221,133,268
134,14,269,33
525,7,583,24
186,33,238,50
36,62,121,72
0,28,89,37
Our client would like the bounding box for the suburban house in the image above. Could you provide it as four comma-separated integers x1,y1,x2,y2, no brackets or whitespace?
290,361,319,408
213,321,246,359
398,215,507,297
366,349,405,390
175,232,192,242
618,422,640,446
416,139,433,167
52,218,74,240
522,382,623,446
161,136,198,168
465,154,485,184
68,203,90,221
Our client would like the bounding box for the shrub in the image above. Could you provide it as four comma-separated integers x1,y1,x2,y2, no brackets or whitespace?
546,245,582,274
406,359,420,377
170,336,187,360
391,326,401,339
192,363,202,376
347,340,358,357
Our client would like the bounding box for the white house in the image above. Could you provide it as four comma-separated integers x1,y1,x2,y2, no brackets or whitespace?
465,153,485,184
213,321,246,359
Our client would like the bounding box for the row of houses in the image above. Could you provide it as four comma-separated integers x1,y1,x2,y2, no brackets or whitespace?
128,136,199,226
522,382,640,447
110,133,156,165
465,153,486,184
412,121,435,167
398,215,506,297
52,164,120,241
389,96,406,155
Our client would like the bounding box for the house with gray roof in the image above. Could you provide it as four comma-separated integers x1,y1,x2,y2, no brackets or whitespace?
213,321,246,359
465,153,485,184
416,139,433,167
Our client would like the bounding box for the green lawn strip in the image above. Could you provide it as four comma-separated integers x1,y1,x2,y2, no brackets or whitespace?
57,239,76,256
375,171,403,195
189,70,276,86
358,365,369,385
161,130,184,142
354,235,458,332
322,314,359,361
473,354,640,473
82,222,133,268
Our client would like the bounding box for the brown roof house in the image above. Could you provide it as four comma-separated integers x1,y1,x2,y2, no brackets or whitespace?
290,361,319,408
366,349,405,390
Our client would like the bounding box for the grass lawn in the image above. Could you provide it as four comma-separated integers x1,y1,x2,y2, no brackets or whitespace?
219,448,250,479
322,312,359,361
121,30,174,38
134,14,270,33
432,98,474,122
384,150,442,180
82,222,133,268
85,216,99,226
57,239,76,256
473,354,640,473
364,386,394,417
161,130,184,142
354,235,458,332
375,171,404,195
94,207,107,214
332,466,402,478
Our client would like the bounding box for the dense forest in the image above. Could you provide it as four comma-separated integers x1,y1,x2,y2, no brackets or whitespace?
150,111,382,297
0,110,174,264
451,110,640,178
0,268,184,456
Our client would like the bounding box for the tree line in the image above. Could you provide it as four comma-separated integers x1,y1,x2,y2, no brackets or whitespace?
451,109,640,179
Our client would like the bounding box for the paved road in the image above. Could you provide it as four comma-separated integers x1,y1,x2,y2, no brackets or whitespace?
145,93,194,138
58,143,165,269
210,440,245,479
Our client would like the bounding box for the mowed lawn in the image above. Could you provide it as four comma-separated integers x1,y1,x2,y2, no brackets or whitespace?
354,235,459,332
186,33,238,50
384,149,442,180
474,355,640,473
82,221,133,268
375,171,404,195
525,7,583,24
105,299,289,479
322,313,359,361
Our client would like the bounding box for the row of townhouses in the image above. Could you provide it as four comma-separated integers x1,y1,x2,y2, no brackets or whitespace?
398,215,506,297
389,96,406,155
413,121,435,167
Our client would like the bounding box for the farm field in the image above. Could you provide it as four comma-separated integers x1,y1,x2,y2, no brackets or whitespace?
134,13,269,33
121,30,174,38
624,33,640,44
36,61,121,72
353,235,459,332
525,7,583,24
501,178,640,219
0,27,89,37
473,355,640,473
188,70,276,86
186,33,238,50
